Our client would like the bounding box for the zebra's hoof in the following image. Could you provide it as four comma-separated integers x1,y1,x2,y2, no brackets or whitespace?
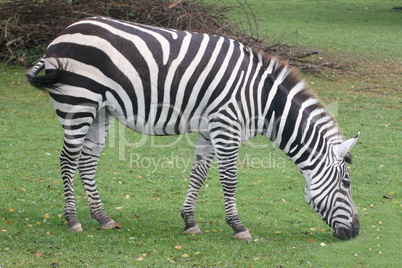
68,223,83,232
100,219,117,230
183,225,203,235
233,229,252,243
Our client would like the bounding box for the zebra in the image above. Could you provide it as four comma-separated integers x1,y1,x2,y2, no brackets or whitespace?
26,16,360,242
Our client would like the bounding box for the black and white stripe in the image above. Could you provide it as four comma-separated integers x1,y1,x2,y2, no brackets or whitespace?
26,17,360,241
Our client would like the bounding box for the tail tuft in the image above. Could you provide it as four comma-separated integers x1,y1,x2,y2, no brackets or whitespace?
25,56,65,90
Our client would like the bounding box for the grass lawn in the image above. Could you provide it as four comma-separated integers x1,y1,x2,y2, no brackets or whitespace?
0,0,401,267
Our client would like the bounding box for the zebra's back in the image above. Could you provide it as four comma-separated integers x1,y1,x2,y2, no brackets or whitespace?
45,16,261,136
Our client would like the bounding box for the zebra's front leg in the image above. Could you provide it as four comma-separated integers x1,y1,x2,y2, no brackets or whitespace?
181,135,215,235
78,108,116,230
217,156,252,242
220,172,252,242
210,118,252,242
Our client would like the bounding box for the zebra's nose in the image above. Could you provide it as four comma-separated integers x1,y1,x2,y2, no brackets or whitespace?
353,214,360,236
333,214,360,240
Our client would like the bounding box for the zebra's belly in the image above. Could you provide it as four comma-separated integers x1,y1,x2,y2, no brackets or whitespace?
106,102,208,137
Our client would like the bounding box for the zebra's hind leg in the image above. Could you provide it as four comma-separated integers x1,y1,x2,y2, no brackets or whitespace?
181,134,215,235
56,103,98,232
78,107,116,230
60,144,83,232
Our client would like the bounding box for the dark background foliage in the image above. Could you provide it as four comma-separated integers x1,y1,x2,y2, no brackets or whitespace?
0,0,344,72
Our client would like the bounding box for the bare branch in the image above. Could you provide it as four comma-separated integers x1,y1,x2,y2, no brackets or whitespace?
0,0,349,73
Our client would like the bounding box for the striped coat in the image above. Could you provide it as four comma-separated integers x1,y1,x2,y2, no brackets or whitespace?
26,17,360,241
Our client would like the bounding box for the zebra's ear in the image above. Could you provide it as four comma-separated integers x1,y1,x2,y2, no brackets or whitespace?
335,132,360,160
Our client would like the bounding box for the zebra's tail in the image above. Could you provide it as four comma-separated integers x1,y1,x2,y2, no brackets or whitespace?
25,56,65,90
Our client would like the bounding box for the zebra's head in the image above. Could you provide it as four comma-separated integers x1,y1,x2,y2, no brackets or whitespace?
302,133,360,240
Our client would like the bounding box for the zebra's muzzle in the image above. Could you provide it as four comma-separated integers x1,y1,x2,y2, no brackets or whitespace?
333,214,360,240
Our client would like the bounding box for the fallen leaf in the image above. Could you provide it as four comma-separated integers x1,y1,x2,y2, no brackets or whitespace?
182,254,189,258
275,231,282,234
8,208,15,212
307,239,314,242
115,207,123,210
310,227,317,231
175,244,183,249
383,195,392,199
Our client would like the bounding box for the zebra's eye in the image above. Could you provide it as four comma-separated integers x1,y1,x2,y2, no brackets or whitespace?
342,179,351,188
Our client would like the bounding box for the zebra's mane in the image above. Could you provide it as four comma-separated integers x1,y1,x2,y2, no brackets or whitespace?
251,48,353,164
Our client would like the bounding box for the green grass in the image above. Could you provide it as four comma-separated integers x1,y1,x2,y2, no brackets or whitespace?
1,0,401,267
227,0,402,62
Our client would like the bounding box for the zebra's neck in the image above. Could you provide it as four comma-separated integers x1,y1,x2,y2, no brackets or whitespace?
259,59,342,171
